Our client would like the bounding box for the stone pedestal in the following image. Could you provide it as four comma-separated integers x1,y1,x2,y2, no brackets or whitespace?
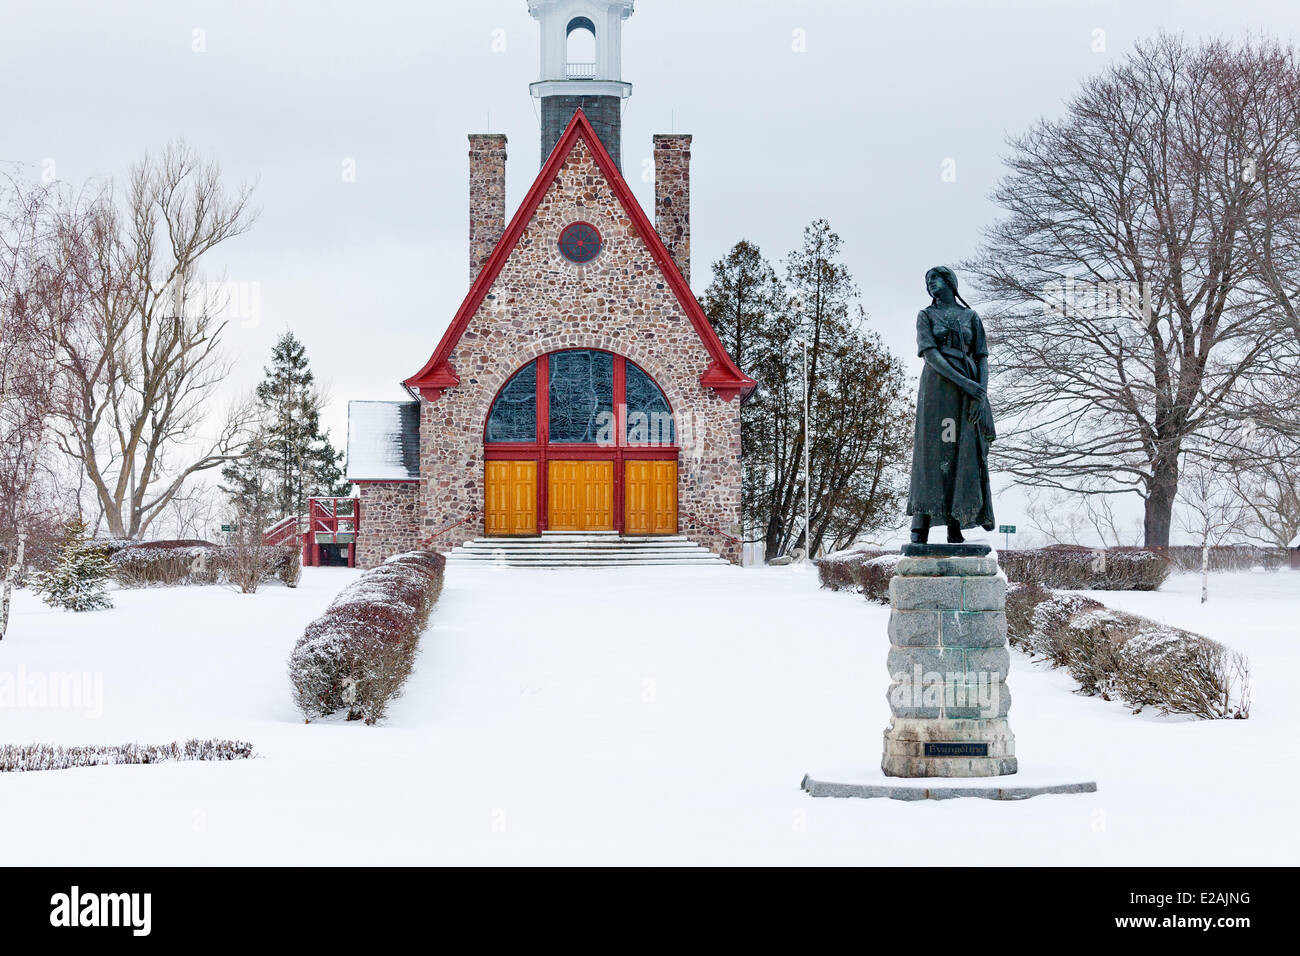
882,543,1017,777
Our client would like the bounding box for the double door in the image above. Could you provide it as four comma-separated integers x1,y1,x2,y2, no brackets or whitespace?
485,459,676,535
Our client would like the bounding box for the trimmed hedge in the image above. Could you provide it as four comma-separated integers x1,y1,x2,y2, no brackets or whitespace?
818,544,1170,594
999,545,1170,590
289,551,446,725
1158,544,1289,572
816,550,898,604
111,541,300,589
0,738,254,773
1005,583,1251,719
818,548,1250,719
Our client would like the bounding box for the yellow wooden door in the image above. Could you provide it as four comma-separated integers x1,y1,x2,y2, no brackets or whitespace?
485,460,537,535
548,460,613,531
624,460,677,535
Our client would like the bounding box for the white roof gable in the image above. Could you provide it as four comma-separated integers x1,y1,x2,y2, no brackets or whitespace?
347,401,420,481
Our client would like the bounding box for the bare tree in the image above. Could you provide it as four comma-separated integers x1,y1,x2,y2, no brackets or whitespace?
1176,458,1248,603
57,140,259,540
1221,39,1300,439
1227,434,1300,549
164,482,225,541
0,172,93,638
222,433,278,594
1023,489,1141,548
966,36,1290,547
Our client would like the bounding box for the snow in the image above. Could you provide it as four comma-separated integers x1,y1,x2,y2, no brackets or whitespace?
346,400,419,481
0,565,1296,864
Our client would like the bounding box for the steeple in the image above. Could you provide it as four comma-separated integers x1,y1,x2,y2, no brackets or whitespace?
528,0,634,168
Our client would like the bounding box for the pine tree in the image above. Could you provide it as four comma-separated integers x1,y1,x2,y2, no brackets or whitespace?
33,519,114,612
222,332,349,519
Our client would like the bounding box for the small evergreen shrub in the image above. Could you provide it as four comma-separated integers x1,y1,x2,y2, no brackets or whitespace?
32,520,114,612
289,551,446,725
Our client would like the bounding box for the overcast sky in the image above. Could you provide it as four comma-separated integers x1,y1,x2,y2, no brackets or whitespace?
4,0,1299,543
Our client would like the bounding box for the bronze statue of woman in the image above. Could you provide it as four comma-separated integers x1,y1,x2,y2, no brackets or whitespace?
906,266,995,544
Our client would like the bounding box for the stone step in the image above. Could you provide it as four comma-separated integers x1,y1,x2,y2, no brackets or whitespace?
457,538,695,547
445,535,728,568
447,557,726,566
454,546,705,555
454,542,701,551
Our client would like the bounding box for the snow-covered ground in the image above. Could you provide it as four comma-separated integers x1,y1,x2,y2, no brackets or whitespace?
0,565,1295,865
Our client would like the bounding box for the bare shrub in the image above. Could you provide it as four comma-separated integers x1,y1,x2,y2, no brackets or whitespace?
289,551,446,725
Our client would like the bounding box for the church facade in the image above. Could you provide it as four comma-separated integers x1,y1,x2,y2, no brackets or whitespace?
346,0,753,566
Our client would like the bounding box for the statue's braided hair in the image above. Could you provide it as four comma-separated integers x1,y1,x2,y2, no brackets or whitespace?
925,266,972,309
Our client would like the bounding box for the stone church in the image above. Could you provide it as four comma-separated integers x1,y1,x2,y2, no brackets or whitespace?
346,0,753,567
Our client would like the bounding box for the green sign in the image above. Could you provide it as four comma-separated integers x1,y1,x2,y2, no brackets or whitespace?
999,525,1016,534
220,524,232,532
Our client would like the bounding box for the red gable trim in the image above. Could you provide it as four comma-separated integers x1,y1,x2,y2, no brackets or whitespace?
404,109,755,403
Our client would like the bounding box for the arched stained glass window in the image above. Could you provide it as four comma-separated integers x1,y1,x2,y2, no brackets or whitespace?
625,362,675,445
548,349,614,443
485,360,537,442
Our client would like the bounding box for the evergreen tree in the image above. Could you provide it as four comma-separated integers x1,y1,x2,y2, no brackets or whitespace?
222,332,349,519
33,519,114,612
703,224,913,559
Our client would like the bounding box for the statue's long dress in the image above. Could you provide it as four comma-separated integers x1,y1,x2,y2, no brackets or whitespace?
906,305,996,531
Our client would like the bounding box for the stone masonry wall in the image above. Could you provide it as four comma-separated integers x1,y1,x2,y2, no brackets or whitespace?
653,134,692,285
355,482,420,569
418,136,742,563
468,134,507,282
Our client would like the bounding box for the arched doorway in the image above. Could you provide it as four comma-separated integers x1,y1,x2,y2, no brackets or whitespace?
483,349,678,535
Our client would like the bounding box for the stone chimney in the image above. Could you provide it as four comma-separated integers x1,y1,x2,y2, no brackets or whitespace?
468,133,508,282
653,133,692,284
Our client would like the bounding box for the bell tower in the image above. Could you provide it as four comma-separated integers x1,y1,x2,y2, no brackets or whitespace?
528,0,634,169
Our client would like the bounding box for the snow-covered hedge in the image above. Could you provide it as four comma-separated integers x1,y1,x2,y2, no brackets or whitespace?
999,546,1171,590
0,738,254,773
817,548,886,592
1159,544,1289,573
288,551,446,725
818,544,1170,594
1006,583,1251,719
111,541,300,589
816,549,898,604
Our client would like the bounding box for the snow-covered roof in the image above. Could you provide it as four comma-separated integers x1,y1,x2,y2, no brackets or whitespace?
347,401,420,481
1289,532,1300,549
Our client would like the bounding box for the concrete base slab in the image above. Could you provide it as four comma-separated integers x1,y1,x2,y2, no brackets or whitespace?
801,767,1097,802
